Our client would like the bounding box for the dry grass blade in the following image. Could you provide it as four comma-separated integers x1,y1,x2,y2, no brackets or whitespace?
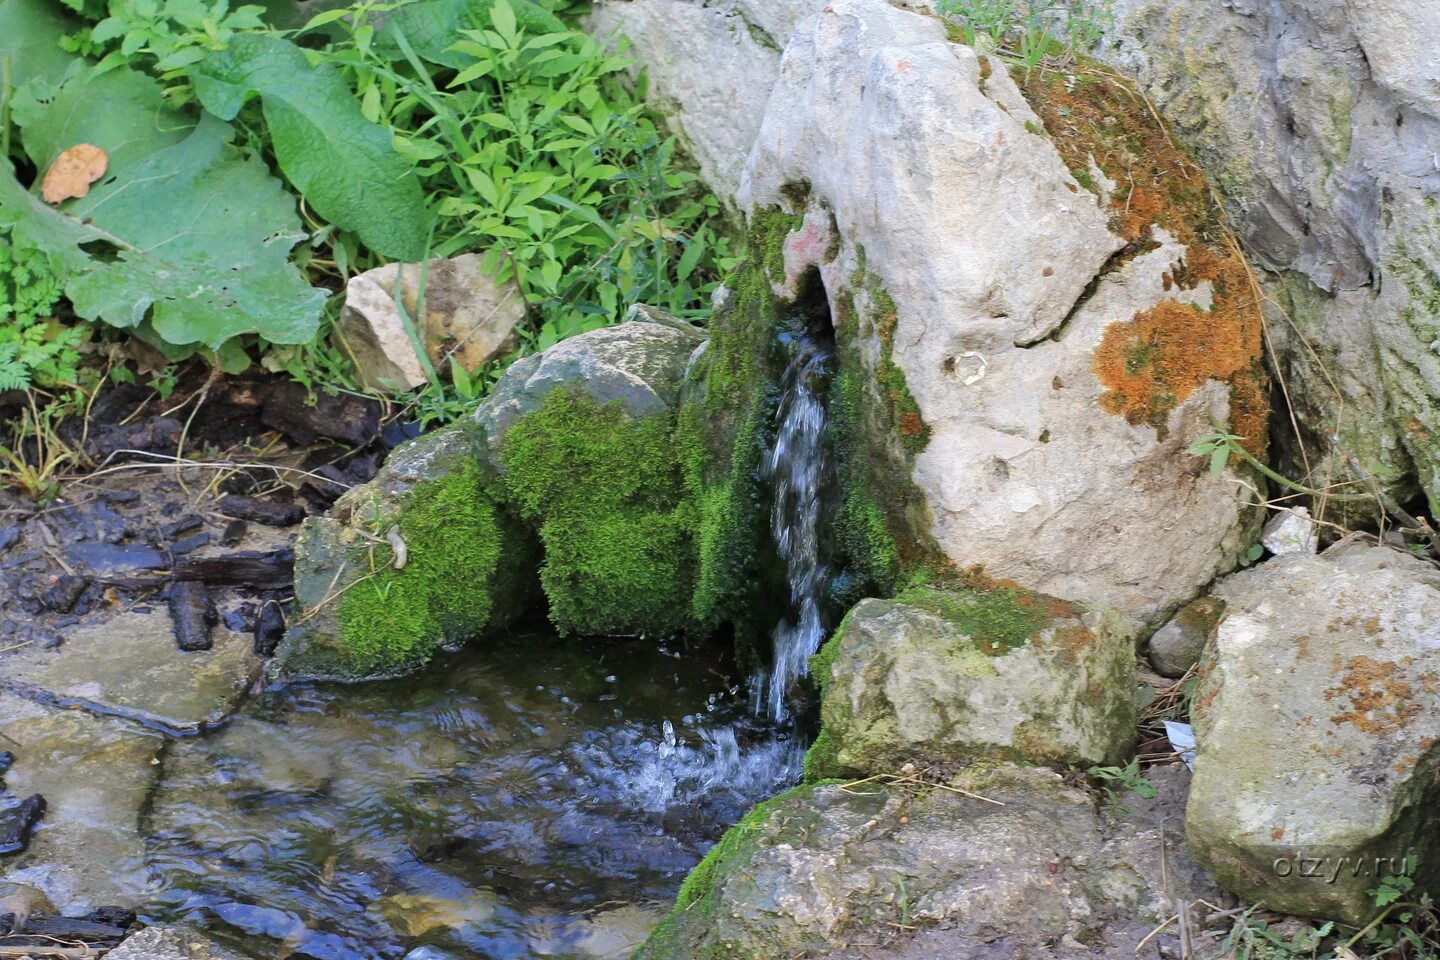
838,768,1005,806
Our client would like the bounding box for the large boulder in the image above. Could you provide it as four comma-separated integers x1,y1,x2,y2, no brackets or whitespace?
271,317,706,682
814,584,1136,774
1099,0,1440,518
736,0,1266,626
1186,543,1440,923
588,0,821,204
638,762,1220,959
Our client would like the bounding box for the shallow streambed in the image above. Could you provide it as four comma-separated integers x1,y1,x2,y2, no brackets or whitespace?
139,633,801,959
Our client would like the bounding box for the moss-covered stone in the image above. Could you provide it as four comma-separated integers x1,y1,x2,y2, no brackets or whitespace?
500,386,699,637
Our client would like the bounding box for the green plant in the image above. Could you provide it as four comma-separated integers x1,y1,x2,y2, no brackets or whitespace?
63,0,268,85
937,0,1113,68
0,229,82,390
0,396,82,501
1086,758,1157,804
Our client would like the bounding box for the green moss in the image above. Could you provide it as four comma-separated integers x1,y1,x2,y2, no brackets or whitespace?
500,387,698,637
802,727,859,782
896,584,1050,656
336,461,504,675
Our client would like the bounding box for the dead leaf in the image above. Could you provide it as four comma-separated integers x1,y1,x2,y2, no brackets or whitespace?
42,144,108,205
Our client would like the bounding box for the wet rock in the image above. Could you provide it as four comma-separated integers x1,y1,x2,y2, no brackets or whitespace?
216,494,305,527
638,762,1217,959
1146,595,1225,678
0,526,19,554
816,586,1136,773
38,576,87,615
0,695,163,911
1187,543,1440,923
253,600,285,658
0,610,260,735
0,880,54,931
63,542,167,580
218,520,246,546
167,581,217,652
1261,506,1319,556
105,925,247,960
0,794,44,855
340,253,527,392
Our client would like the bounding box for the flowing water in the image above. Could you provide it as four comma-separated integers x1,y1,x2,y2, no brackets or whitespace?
140,634,801,959
759,323,837,723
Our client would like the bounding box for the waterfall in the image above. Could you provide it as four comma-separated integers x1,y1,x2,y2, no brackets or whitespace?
760,324,836,723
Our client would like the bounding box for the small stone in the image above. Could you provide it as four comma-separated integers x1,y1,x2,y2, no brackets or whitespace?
38,576,88,615
216,495,304,528
1261,506,1318,556
0,795,46,855
1146,596,1226,678
253,601,285,658
340,253,526,392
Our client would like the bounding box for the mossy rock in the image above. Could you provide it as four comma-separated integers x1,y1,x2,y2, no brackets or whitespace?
813,583,1137,773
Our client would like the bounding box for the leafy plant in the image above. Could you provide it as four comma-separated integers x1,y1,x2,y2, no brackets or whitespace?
0,228,82,390
937,0,1113,68
1087,758,1157,804
62,0,268,84
0,396,81,501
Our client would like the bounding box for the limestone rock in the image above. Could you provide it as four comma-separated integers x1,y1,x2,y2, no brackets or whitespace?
1099,0,1440,516
1186,543,1440,923
740,0,1264,625
639,762,1219,959
588,0,820,204
273,318,704,682
1261,506,1319,556
1146,595,1225,678
816,586,1136,773
339,253,526,392
106,925,247,960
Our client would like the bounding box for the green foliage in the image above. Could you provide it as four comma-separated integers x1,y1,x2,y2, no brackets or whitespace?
337,461,504,674
937,0,1114,69
0,103,326,350
499,387,698,636
193,32,430,259
64,0,267,80
1086,758,1156,804
0,229,81,390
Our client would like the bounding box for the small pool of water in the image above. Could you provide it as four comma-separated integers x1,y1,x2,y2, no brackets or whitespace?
139,633,803,959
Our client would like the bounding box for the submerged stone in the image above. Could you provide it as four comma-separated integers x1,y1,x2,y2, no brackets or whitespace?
1186,543,1440,923
814,584,1137,773
105,925,247,960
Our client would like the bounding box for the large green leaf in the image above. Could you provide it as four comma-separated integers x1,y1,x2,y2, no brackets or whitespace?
194,34,429,260
0,0,79,90
0,111,326,350
376,0,566,67
12,65,190,174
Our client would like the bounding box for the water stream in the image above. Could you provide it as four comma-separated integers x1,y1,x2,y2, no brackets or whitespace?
759,322,837,724
140,634,800,959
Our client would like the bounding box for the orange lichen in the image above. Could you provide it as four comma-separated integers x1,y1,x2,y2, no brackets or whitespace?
1324,656,1420,736
1019,66,1268,457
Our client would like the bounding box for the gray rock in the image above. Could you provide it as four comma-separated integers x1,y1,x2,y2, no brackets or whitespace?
816,586,1136,773
1187,543,1440,923
1146,596,1226,678
1099,0,1440,516
105,925,247,960
739,0,1263,625
339,253,526,392
588,0,820,204
639,762,1219,959
1261,506,1320,556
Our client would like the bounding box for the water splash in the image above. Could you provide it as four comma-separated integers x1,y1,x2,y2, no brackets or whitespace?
761,326,836,723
